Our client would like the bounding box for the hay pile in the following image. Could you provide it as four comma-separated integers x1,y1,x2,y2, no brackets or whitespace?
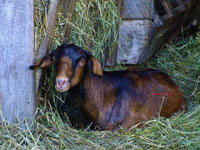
0,0,200,149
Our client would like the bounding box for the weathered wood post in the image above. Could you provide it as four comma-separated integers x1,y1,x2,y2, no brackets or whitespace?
36,0,60,101
117,0,155,64
0,1,35,127
114,0,200,65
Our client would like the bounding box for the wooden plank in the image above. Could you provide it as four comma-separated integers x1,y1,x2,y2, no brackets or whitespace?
121,0,154,20
36,0,60,100
154,11,164,27
117,20,155,64
60,0,76,40
117,0,200,65
176,0,186,11
138,0,200,63
0,0,35,127
160,0,174,17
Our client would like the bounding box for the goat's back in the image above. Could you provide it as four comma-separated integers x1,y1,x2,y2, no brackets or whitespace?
101,69,186,128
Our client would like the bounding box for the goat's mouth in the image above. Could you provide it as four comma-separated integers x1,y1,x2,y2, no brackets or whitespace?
55,84,70,93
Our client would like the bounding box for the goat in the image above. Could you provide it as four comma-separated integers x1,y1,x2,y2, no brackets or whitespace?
30,43,186,131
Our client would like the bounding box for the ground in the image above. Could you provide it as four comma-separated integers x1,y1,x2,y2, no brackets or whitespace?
0,0,199,149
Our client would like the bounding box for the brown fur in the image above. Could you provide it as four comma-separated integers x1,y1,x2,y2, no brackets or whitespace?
57,56,73,79
71,58,86,86
30,44,186,131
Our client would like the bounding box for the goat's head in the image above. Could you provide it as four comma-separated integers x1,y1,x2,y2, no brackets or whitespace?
30,43,102,92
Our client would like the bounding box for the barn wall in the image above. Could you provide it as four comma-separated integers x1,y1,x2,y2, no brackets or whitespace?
117,0,155,64
0,0,35,127
116,0,200,65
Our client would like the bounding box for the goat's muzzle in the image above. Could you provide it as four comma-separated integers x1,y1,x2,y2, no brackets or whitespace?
55,77,70,92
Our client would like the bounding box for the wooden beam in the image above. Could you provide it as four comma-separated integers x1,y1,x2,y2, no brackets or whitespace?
176,0,186,11
60,0,76,40
154,11,163,27
139,0,200,64
36,0,60,100
121,0,154,20
160,0,174,17
0,0,35,127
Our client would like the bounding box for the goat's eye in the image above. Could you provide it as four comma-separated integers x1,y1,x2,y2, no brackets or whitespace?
78,58,85,66
80,58,85,62
51,56,56,62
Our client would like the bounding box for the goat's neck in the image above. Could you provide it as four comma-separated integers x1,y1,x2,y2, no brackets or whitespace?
79,67,103,115
83,69,102,101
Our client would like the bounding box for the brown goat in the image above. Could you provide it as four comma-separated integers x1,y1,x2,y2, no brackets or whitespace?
30,43,186,131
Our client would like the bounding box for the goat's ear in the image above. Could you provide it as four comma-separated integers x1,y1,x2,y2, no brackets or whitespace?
29,55,54,70
90,56,103,76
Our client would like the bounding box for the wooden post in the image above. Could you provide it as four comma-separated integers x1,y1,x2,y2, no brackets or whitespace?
60,0,76,40
117,0,155,64
117,0,200,65
0,0,35,127
36,0,60,101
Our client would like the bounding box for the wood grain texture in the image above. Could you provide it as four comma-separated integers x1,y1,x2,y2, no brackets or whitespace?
0,0,35,127
117,20,155,64
160,0,174,17
139,0,200,63
117,0,200,64
121,0,154,20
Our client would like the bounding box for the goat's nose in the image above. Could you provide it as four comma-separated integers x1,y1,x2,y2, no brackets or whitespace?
56,79,67,87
